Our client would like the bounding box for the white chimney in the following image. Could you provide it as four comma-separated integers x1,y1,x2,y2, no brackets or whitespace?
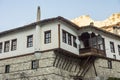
90,22,94,26
35,6,41,52
113,26,118,34
37,6,41,21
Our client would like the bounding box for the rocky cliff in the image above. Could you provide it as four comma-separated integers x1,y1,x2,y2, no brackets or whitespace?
71,13,120,34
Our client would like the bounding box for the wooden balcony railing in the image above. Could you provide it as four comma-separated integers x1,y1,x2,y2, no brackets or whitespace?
79,47,106,56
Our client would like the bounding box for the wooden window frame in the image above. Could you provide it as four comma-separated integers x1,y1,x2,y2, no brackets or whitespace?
110,42,115,53
118,45,120,55
62,30,77,47
31,60,39,69
68,33,72,45
5,65,10,73
11,39,17,51
4,41,10,52
0,42,2,53
62,30,67,43
108,60,112,69
27,35,33,48
44,30,51,44
73,36,77,48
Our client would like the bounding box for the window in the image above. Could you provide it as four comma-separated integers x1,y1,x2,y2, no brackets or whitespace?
108,60,112,69
89,37,97,48
110,42,115,53
27,35,33,47
4,41,10,52
62,30,77,47
68,33,72,45
89,36,104,50
11,39,17,51
62,30,67,43
44,30,51,44
0,43,2,53
118,45,120,55
97,36,104,50
73,36,77,48
5,65,10,73
31,60,39,69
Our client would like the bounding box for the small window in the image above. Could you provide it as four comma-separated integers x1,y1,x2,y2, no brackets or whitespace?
11,39,17,51
108,60,112,69
118,45,120,55
110,42,115,53
4,41,10,52
62,30,67,43
31,60,39,69
0,43,2,53
73,36,77,48
68,33,72,45
5,65,10,73
44,30,51,44
27,35,33,47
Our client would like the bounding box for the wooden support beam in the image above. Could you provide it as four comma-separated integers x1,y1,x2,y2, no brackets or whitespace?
61,56,67,69
55,54,61,67
58,55,64,68
93,60,98,76
76,56,91,76
63,56,70,70
53,53,58,66
68,59,74,72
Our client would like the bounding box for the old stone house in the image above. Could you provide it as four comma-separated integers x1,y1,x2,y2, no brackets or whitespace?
0,7,120,80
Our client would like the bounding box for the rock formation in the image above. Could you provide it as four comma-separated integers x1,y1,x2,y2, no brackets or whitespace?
72,13,120,34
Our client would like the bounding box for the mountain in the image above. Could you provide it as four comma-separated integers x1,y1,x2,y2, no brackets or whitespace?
71,13,120,34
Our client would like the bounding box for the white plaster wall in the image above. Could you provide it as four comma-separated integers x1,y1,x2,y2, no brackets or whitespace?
0,27,36,59
103,35,120,60
0,21,80,59
60,22,79,55
40,21,79,55
40,22,59,51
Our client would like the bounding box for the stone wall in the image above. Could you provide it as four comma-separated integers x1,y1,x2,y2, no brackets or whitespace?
85,58,120,80
1,50,120,80
0,51,75,80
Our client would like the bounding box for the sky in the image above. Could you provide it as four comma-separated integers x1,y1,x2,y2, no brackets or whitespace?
0,0,120,31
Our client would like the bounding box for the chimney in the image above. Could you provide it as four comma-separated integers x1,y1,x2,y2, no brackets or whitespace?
37,6,41,21
90,22,94,26
113,26,118,34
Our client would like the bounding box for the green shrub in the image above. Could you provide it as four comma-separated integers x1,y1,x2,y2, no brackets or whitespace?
107,77,120,80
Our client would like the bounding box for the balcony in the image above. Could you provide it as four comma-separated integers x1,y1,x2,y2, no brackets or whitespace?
79,32,106,57
79,47,106,57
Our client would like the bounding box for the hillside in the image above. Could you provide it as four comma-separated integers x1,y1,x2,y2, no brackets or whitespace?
71,13,120,33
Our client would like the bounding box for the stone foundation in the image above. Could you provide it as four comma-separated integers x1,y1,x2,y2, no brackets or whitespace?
0,51,120,80
0,51,74,80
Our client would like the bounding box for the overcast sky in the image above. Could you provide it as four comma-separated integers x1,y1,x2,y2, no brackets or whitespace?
0,0,120,31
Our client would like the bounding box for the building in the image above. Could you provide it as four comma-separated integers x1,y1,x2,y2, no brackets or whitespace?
0,7,120,80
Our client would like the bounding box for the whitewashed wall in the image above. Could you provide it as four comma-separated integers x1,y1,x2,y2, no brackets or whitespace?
60,22,79,55
40,22,59,51
0,20,80,59
0,26,36,59
1,20,120,60
103,35,120,60
40,21,79,55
